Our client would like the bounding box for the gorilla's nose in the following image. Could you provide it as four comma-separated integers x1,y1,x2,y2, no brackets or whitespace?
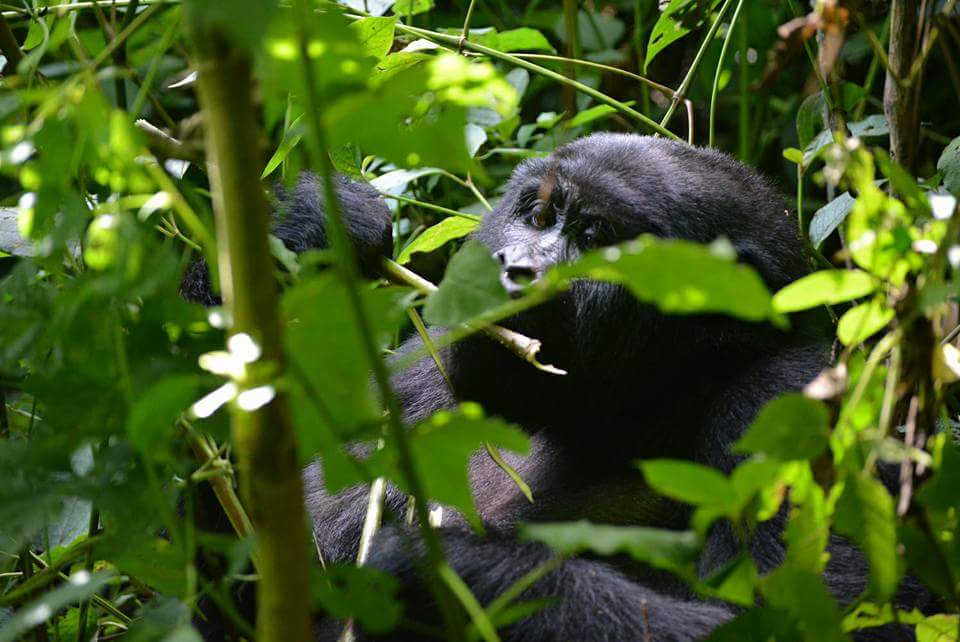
496,248,540,296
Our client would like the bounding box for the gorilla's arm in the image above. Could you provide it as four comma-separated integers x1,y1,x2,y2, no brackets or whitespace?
180,172,392,305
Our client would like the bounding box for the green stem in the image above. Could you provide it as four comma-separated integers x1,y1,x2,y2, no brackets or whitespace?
560,0,579,115
74,510,99,642
1,0,174,17
783,0,832,108
460,0,477,43
295,2,462,638
393,21,679,139
383,193,481,221
659,0,735,130
186,8,313,641
708,0,745,148
737,10,749,161
0,13,24,70
509,52,675,98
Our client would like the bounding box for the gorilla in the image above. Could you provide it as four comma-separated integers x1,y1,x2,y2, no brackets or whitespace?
185,134,924,640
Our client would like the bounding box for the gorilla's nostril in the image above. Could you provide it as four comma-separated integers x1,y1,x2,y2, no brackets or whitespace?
495,250,507,265
505,265,537,285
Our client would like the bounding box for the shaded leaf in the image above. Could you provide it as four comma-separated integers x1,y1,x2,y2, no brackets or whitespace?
938,136,960,197
834,473,900,601
734,393,830,460
521,520,700,579
810,192,855,249
423,240,509,326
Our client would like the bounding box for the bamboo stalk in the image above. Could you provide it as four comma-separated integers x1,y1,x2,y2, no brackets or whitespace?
184,10,312,641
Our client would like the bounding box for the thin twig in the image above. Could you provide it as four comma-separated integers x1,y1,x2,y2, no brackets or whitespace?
381,259,566,375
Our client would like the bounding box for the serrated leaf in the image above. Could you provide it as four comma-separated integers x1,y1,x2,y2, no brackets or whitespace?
734,393,830,460
553,236,776,323
422,239,509,325
772,269,877,313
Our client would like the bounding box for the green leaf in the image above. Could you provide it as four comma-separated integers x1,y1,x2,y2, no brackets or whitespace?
772,269,877,313
126,375,202,457
703,554,758,606
848,114,889,139
312,565,402,634
123,597,201,642
809,192,855,249
567,102,634,129
639,459,736,508
797,92,827,149
393,0,434,16
916,614,960,642
938,136,960,197
783,147,804,165
734,393,830,460
762,568,849,642
397,216,479,264
370,404,528,531
705,607,801,642
553,236,777,323
0,572,115,642
262,114,305,179
837,298,893,346
915,440,960,512
496,28,554,53
521,520,700,579
284,273,411,485
645,0,721,71
422,239,509,326
350,16,397,60
834,473,900,602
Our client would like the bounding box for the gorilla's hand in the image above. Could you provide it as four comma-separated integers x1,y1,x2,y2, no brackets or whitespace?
181,172,393,305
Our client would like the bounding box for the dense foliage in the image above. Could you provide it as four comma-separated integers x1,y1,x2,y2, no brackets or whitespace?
1,0,960,640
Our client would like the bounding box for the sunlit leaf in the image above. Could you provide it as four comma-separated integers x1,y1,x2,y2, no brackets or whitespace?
836,298,893,346
397,216,480,264
553,236,777,323
772,269,877,313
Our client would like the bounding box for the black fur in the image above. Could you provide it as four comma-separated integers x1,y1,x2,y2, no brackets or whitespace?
185,134,927,640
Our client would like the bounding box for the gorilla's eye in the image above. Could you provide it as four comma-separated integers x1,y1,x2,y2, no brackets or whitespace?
527,205,552,230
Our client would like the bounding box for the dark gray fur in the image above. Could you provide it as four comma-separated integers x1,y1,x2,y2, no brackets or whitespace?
185,134,931,641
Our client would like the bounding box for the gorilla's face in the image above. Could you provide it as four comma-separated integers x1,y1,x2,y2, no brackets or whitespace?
472,134,810,368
